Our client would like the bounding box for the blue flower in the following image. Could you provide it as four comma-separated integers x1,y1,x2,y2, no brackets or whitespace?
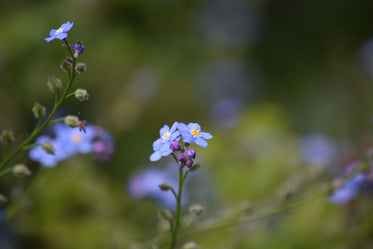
329,173,367,205
178,123,213,148
54,123,95,155
45,21,74,43
29,135,68,167
70,41,85,57
150,122,180,161
127,168,186,209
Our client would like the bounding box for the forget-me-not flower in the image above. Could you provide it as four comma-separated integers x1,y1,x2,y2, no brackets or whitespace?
54,123,95,156
29,135,68,167
45,21,74,43
178,123,213,148
329,173,367,205
150,122,180,161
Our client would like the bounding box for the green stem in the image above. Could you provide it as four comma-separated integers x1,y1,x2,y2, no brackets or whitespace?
169,167,184,249
0,41,77,174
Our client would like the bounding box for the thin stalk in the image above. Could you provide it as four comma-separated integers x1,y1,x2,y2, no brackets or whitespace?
169,167,184,249
0,41,77,173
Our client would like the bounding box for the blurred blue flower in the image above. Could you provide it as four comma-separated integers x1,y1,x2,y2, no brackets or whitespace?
29,135,67,167
45,21,74,43
150,122,180,161
29,123,113,167
178,123,213,148
329,173,367,205
54,124,95,155
300,134,337,168
127,168,184,209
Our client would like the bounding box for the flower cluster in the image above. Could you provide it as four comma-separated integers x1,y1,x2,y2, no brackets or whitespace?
29,124,114,167
150,122,213,165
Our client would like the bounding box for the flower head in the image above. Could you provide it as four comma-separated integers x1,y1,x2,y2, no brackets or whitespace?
45,21,74,43
70,41,85,57
150,122,180,161
178,123,213,148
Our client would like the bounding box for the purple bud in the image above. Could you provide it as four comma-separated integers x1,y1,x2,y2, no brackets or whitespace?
170,141,181,151
178,154,186,162
186,159,193,168
187,149,196,159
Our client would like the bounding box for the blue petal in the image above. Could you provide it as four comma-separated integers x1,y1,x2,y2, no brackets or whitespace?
170,121,179,132
188,123,201,131
150,151,162,161
160,148,172,157
152,138,163,151
169,131,180,141
159,141,171,151
200,132,213,140
49,29,57,36
177,123,188,133
45,37,54,43
195,137,208,147
182,133,195,144
61,21,74,32
159,125,170,136
54,32,67,40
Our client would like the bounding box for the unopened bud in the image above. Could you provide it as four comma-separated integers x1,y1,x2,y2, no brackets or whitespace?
12,164,32,177
74,89,89,101
170,141,181,151
32,102,46,119
1,130,14,144
0,194,7,204
159,209,173,221
47,76,62,93
186,159,193,168
189,204,204,216
75,62,87,74
41,142,55,155
158,182,172,192
182,242,200,249
178,154,186,162
64,115,79,128
187,149,196,159
189,163,201,172
60,57,73,72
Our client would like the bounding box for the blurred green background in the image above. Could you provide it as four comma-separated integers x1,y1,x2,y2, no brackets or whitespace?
1,0,373,248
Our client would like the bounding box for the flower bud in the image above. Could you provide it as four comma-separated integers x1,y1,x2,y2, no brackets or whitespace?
186,159,193,168
158,182,172,192
178,154,186,162
32,102,46,119
182,242,200,249
0,194,7,204
60,57,73,72
47,76,62,93
75,62,87,74
189,163,201,172
41,142,55,155
170,141,181,152
64,115,79,128
74,89,89,101
189,204,204,216
12,164,32,177
187,149,196,159
159,209,173,221
0,130,14,144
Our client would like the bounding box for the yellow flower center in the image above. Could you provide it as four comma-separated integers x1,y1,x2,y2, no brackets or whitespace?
191,129,200,137
162,132,171,141
71,133,82,144
55,28,64,35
